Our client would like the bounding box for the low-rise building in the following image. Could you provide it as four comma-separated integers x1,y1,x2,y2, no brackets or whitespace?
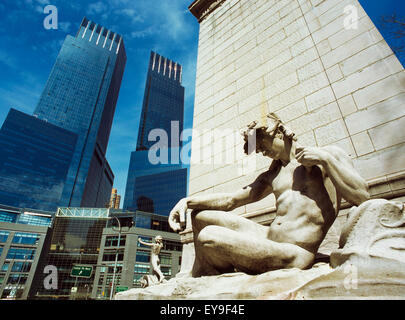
92,210,181,299
0,204,53,299
26,207,181,300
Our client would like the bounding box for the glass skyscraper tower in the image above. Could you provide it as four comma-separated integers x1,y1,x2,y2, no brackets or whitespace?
0,109,78,211
136,52,184,151
33,17,127,209
123,52,187,216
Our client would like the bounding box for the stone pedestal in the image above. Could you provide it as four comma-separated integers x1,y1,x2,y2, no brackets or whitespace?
116,263,333,300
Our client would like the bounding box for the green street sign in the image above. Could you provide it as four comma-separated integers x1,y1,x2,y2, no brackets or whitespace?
116,286,128,293
71,265,93,278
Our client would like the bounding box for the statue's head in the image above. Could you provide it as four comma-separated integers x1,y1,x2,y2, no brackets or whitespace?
242,113,296,157
155,235,163,243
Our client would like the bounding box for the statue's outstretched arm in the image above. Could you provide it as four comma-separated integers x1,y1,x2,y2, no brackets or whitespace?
169,170,274,232
138,238,152,247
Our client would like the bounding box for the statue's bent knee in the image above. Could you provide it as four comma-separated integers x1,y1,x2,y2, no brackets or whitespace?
196,225,222,248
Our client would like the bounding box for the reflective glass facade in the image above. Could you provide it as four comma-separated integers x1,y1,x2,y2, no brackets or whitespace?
133,168,187,216
136,52,184,151
33,17,126,208
0,205,52,227
0,109,77,212
35,207,109,299
123,52,187,214
124,149,187,214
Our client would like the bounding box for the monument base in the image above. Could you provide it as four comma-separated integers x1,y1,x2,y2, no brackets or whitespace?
115,263,333,300
115,259,405,300
116,199,405,300
293,258,405,299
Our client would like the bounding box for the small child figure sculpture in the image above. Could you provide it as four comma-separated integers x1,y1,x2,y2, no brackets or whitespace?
138,235,166,287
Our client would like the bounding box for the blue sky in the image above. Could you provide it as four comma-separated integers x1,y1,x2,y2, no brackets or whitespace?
0,0,199,204
0,0,403,207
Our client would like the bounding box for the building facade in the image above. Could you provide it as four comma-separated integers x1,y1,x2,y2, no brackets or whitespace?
33,207,109,299
123,51,188,216
92,210,182,299
29,208,181,300
0,109,78,212
0,204,53,299
109,188,121,209
33,17,126,209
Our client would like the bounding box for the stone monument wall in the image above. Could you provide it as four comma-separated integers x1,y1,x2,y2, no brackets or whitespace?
181,0,405,260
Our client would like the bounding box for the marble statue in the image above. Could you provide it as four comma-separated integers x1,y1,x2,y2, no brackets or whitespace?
138,235,166,286
168,113,370,277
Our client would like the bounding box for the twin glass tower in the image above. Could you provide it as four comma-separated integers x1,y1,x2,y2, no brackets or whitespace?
0,18,186,216
0,18,126,211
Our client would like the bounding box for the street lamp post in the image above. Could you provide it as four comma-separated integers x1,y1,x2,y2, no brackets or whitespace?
109,216,121,300
15,254,28,299
73,251,83,300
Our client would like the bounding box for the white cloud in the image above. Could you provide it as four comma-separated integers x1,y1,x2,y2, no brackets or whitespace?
87,1,108,16
34,5,44,14
130,26,156,39
116,8,144,24
0,49,17,69
159,1,191,42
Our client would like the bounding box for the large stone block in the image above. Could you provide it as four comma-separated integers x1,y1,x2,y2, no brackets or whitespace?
369,116,405,151
345,93,405,136
352,70,405,109
351,131,375,157
332,55,403,99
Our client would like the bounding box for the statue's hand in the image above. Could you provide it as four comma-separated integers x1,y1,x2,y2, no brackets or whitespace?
296,146,328,167
168,198,188,232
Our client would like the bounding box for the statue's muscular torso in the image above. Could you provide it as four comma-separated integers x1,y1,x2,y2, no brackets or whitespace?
267,159,340,253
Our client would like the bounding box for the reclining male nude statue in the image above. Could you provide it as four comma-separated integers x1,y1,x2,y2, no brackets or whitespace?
169,113,370,277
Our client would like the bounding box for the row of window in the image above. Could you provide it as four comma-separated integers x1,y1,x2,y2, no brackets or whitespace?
98,264,122,275
104,235,126,247
0,247,36,261
134,250,172,265
0,273,28,285
101,250,173,265
103,235,182,252
98,274,122,287
0,212,51,226
1,261,31,273
102,252,124,262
